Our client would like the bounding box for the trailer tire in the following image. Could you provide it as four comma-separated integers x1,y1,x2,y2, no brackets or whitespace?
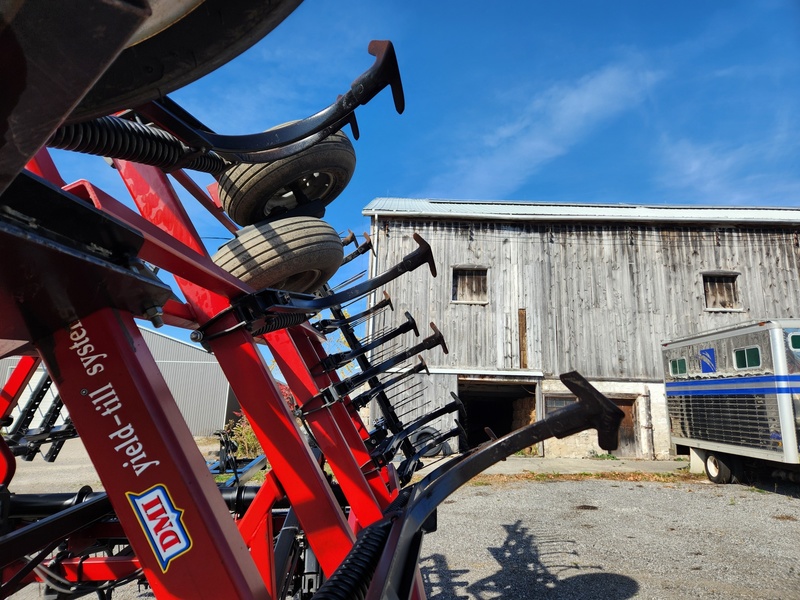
212,217,343,293
217,131,356,226
705,452,733,484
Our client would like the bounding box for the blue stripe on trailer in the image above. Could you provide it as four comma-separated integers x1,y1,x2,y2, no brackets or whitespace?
666,374,800,396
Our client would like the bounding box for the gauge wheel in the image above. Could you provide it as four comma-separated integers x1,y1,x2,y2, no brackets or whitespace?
68,0,303,123
212,216,343,293
217,130,356,226
704,452,733,484
412,427,443,458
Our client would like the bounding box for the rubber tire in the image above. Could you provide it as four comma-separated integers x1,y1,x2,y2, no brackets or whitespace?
412,427,442,458
68,0,303,123
212,217,343,293
705,452,733,484
217,131,356,226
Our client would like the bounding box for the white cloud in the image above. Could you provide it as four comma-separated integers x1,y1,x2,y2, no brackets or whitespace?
657,135,800,206
420,62,664,199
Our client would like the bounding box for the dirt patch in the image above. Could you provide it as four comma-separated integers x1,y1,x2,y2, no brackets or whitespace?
463,469,706,487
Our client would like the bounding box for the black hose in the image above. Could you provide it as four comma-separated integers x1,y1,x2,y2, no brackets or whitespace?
48,116,228,174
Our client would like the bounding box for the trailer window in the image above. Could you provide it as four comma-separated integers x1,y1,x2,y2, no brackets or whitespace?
790,334,800,351
669,358,687,376
734,346,761,369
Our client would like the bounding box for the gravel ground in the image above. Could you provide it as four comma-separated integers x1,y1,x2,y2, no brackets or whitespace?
8,442,800,599
419,479,800,600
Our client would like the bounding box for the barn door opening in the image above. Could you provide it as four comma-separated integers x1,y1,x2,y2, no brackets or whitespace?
611,398,637,458
457,380,536,451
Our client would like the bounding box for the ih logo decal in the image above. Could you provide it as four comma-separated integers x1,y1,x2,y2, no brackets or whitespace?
127,485,192,572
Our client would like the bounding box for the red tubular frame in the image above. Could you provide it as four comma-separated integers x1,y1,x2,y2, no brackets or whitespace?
39,308,269,599
5,149,419,597
112,160,361,574
0,356,41,486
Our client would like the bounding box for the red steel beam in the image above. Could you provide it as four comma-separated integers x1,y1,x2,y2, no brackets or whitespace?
0,355,41,487
266,328,393,520
64,179,248,300
0,355,40,420
236,470,284,597
114,160,355,575
170,170,238,234
39,309,269,599
58,556,141,581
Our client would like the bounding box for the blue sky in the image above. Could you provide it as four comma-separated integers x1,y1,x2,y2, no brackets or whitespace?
48,1,800,341
54,0,800,245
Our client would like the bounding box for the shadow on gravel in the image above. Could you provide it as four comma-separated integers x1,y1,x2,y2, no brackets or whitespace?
421,519,638,600
729,469,800,499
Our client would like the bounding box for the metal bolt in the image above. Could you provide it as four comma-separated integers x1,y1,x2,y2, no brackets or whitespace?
143,306,164,328
190,330,204,342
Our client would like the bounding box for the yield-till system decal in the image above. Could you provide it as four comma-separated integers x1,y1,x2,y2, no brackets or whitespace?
127,485,193,572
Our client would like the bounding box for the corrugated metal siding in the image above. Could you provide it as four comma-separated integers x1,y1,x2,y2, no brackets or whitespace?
140,329,233,436
368,218,800,383
364,198,800,225
0,329,234,437
0,358,64,433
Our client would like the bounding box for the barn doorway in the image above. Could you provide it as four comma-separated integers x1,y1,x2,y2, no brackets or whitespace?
457,379,537,450
611,398,637,458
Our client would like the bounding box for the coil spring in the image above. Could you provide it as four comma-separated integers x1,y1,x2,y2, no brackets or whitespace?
311,488,412,599
48,116,228,174
312,520,393,600
249,312,309,336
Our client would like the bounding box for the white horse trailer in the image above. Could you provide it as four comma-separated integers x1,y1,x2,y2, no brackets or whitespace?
662,320,800,483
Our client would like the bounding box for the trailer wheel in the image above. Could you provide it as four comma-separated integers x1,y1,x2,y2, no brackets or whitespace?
212,217,343,293
217,131,356,226
705,452,733,484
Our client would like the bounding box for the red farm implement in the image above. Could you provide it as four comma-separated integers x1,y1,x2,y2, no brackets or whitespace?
0,3,623,598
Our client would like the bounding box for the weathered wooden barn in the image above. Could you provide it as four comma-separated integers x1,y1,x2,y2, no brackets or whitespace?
362,198,800,458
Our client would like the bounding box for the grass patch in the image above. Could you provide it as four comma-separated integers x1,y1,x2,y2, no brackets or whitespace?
463,470,705,486
213,466,269,485
468,479,493,487
589,452,619,461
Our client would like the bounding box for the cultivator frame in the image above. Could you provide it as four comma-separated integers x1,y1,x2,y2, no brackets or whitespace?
0,3,624,598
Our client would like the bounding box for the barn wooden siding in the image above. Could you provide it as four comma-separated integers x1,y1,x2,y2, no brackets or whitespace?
368,219,800,383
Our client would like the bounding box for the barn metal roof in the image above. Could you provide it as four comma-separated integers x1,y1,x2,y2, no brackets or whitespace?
362,198,800,225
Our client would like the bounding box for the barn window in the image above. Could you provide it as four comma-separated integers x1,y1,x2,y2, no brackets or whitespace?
702,273,741,310
669,358,687,376
452,267,488,303
733,346,761,369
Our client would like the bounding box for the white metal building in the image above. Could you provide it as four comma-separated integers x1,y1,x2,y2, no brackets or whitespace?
1,327,237,438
